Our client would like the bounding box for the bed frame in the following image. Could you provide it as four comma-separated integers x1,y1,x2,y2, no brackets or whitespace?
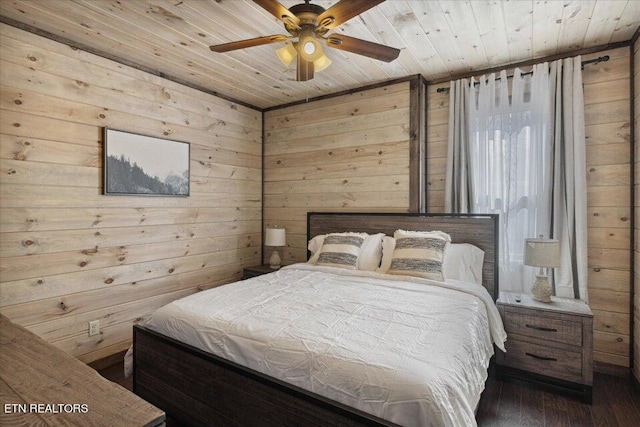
133,212,499,426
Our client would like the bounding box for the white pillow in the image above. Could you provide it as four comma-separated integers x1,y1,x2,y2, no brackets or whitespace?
357,233,384,271
386,230,451,281
307,234,326,264
443,243,485,285
316,232,367,270
376,236,396,273
308,233,383,271
379,238,485,285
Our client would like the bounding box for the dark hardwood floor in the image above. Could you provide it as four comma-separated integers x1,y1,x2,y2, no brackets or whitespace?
476,371,640,427
99,362,640,426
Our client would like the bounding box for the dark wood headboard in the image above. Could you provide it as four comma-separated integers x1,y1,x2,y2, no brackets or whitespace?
307,212,499,300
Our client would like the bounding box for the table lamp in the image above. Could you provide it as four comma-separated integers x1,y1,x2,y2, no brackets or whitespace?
524,235,560,303
265,227,286,269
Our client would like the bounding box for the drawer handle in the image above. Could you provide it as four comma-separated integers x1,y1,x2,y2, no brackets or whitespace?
525,352,557,362
525,324,557,332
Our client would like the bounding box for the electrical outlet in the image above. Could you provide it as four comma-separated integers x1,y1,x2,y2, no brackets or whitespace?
89,320,100,336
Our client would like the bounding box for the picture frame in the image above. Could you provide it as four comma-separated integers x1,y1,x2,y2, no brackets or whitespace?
103,128,190,196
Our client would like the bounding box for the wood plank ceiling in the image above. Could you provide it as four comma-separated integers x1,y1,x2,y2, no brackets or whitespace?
1,0,638,109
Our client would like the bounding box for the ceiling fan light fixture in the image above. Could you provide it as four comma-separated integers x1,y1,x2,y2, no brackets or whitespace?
303,40,316,55
276,42,297,68
298,27,323,61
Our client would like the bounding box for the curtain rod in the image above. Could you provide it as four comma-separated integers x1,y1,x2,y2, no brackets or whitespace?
435,55,609,93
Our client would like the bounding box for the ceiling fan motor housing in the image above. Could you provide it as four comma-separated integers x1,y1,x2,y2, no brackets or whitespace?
285,2,331,36
289,2,325,20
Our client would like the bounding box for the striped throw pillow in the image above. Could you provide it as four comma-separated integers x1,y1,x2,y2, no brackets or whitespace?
387,230,451,281
316,233,366,270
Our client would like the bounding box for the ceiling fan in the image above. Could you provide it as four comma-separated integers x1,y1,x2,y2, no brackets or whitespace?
209,0,400,81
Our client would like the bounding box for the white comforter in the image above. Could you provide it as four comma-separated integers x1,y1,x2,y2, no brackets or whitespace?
140,264,506,427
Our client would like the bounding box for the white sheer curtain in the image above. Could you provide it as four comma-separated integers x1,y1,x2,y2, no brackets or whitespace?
467,66,553,293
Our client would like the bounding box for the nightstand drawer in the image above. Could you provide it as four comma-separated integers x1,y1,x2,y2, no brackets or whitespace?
502,339,583,383
504,310,582,346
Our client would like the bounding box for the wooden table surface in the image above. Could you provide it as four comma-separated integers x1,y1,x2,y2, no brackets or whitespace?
0,314,165,426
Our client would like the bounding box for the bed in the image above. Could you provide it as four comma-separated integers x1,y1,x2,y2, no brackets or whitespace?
132,212,504,426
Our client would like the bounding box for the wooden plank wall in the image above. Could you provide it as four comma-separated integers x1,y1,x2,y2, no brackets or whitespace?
427,47,633,368
0,24,262,363
263,82,412,264
633,39,639,382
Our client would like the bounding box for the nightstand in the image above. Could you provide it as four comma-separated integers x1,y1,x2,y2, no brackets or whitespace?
496,291,593,403
242,264,278,280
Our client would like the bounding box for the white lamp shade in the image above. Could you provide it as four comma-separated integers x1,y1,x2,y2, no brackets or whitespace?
313,53,332,72
524,237,561,268
265,228,286,247
276,43,297,68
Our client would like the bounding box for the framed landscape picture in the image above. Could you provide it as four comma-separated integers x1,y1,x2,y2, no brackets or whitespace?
103,128,190,196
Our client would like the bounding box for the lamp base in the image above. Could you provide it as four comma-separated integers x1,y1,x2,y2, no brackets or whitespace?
531,274,552,303
269,250,281,270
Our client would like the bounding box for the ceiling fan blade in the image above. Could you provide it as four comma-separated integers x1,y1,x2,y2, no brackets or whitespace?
253,0,300,26
210,35,289,53
296,55,314,82
316,0,385,30
326,34,400,62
